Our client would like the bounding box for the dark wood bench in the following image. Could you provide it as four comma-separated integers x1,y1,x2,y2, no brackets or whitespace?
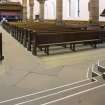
22,28,85,52
3,22,105,56
5,22,87,49
32,30,104,55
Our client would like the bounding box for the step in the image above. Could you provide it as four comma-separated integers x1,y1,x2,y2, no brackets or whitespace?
93,64,102,76
87,67,92,79
42,81,105,105
92,68,104,82
94,75,105,82
98,60,105,67
98,65,105,73
0,79,90,105
102,73,105,80
87,65,101,80
15,80,102,105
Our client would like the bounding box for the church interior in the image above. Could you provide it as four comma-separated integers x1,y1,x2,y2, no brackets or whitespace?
0,0,105,105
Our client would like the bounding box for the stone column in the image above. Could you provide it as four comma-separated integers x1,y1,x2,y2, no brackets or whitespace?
37,0,46,21
56,0,63,25
29,0,34,20
88,0,99,25
22,0,27,20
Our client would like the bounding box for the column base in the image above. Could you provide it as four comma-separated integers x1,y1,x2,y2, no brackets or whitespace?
56,20,65,26
39,19,44,22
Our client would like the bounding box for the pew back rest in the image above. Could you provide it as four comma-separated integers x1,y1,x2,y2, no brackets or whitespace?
34,31,100,46
98,30,105,39
36,32,59,44
61,31,99,42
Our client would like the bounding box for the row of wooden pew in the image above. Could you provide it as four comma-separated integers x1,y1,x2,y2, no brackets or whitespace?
0,33,4,61
2,21,105,55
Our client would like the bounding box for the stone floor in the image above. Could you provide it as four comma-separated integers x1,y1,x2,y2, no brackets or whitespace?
0,25,105,101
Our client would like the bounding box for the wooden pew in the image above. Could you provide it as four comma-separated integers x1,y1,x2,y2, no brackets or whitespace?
32,30,103,55
0,33,4,61
3,21,105,56
12,22,85,50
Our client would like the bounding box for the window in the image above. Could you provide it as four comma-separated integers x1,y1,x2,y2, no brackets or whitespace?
77,0,80,17
68,0,71,16
68,0,80,17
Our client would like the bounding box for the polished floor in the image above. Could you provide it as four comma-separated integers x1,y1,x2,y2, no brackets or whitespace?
0,26,105,104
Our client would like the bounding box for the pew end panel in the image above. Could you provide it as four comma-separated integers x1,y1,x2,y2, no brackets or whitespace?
0,33,4,61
